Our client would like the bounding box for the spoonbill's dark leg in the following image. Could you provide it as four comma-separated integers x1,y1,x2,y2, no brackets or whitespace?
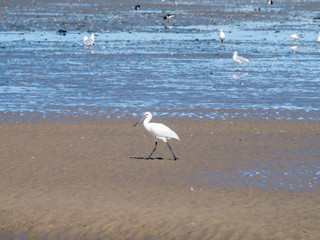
148,141,157,159
166,142,178,160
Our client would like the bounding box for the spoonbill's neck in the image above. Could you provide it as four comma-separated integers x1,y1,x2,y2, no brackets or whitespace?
143,115,152,130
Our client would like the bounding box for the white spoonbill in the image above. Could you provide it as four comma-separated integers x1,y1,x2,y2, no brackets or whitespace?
219,29,225,43
233,51,249,67
83,33,95,46
133,112,180,160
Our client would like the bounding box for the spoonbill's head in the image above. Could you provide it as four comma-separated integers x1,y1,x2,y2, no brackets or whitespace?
233,51,238,56
133,112,152,127
144,112,152,118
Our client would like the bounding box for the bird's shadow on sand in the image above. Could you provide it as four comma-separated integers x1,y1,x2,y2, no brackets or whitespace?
130,156,167,161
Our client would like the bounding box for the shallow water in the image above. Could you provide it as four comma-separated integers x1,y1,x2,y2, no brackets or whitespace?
0,0,320,121
187,157,320,192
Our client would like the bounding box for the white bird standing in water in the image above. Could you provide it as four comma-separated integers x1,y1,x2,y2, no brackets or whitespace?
83,33,95,46
290,45,298,54
267,0,273,5
316,33,320,43
233,51,249,67
163,14,175,22
134,112,180,160
290,34,300,40
219,29,225,43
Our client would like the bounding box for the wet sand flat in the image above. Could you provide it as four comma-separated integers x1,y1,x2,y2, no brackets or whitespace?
0,119,319,239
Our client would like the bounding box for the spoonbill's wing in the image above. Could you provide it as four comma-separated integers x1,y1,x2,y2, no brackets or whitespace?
150,123,180,141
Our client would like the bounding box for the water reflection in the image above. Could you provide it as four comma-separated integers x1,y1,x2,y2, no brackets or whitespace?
188,162,320,192
232,72,248,80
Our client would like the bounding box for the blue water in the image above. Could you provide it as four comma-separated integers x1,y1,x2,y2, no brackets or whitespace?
1,0,320,121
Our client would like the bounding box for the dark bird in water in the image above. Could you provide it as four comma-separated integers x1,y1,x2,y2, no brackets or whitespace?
58,29,67,34
135,5,140,10
163,14,175,22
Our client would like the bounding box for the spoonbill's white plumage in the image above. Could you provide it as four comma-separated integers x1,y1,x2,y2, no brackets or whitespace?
83,33,94,46
233,51,249,67
316,33,320,43
134,112,180,160
290,34,300,40
219,29,225,43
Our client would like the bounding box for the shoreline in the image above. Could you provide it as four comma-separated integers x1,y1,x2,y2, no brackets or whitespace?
1,119,319,239
1,109,320,123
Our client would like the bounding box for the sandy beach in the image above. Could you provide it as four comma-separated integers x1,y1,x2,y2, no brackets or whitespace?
0,119,319,239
